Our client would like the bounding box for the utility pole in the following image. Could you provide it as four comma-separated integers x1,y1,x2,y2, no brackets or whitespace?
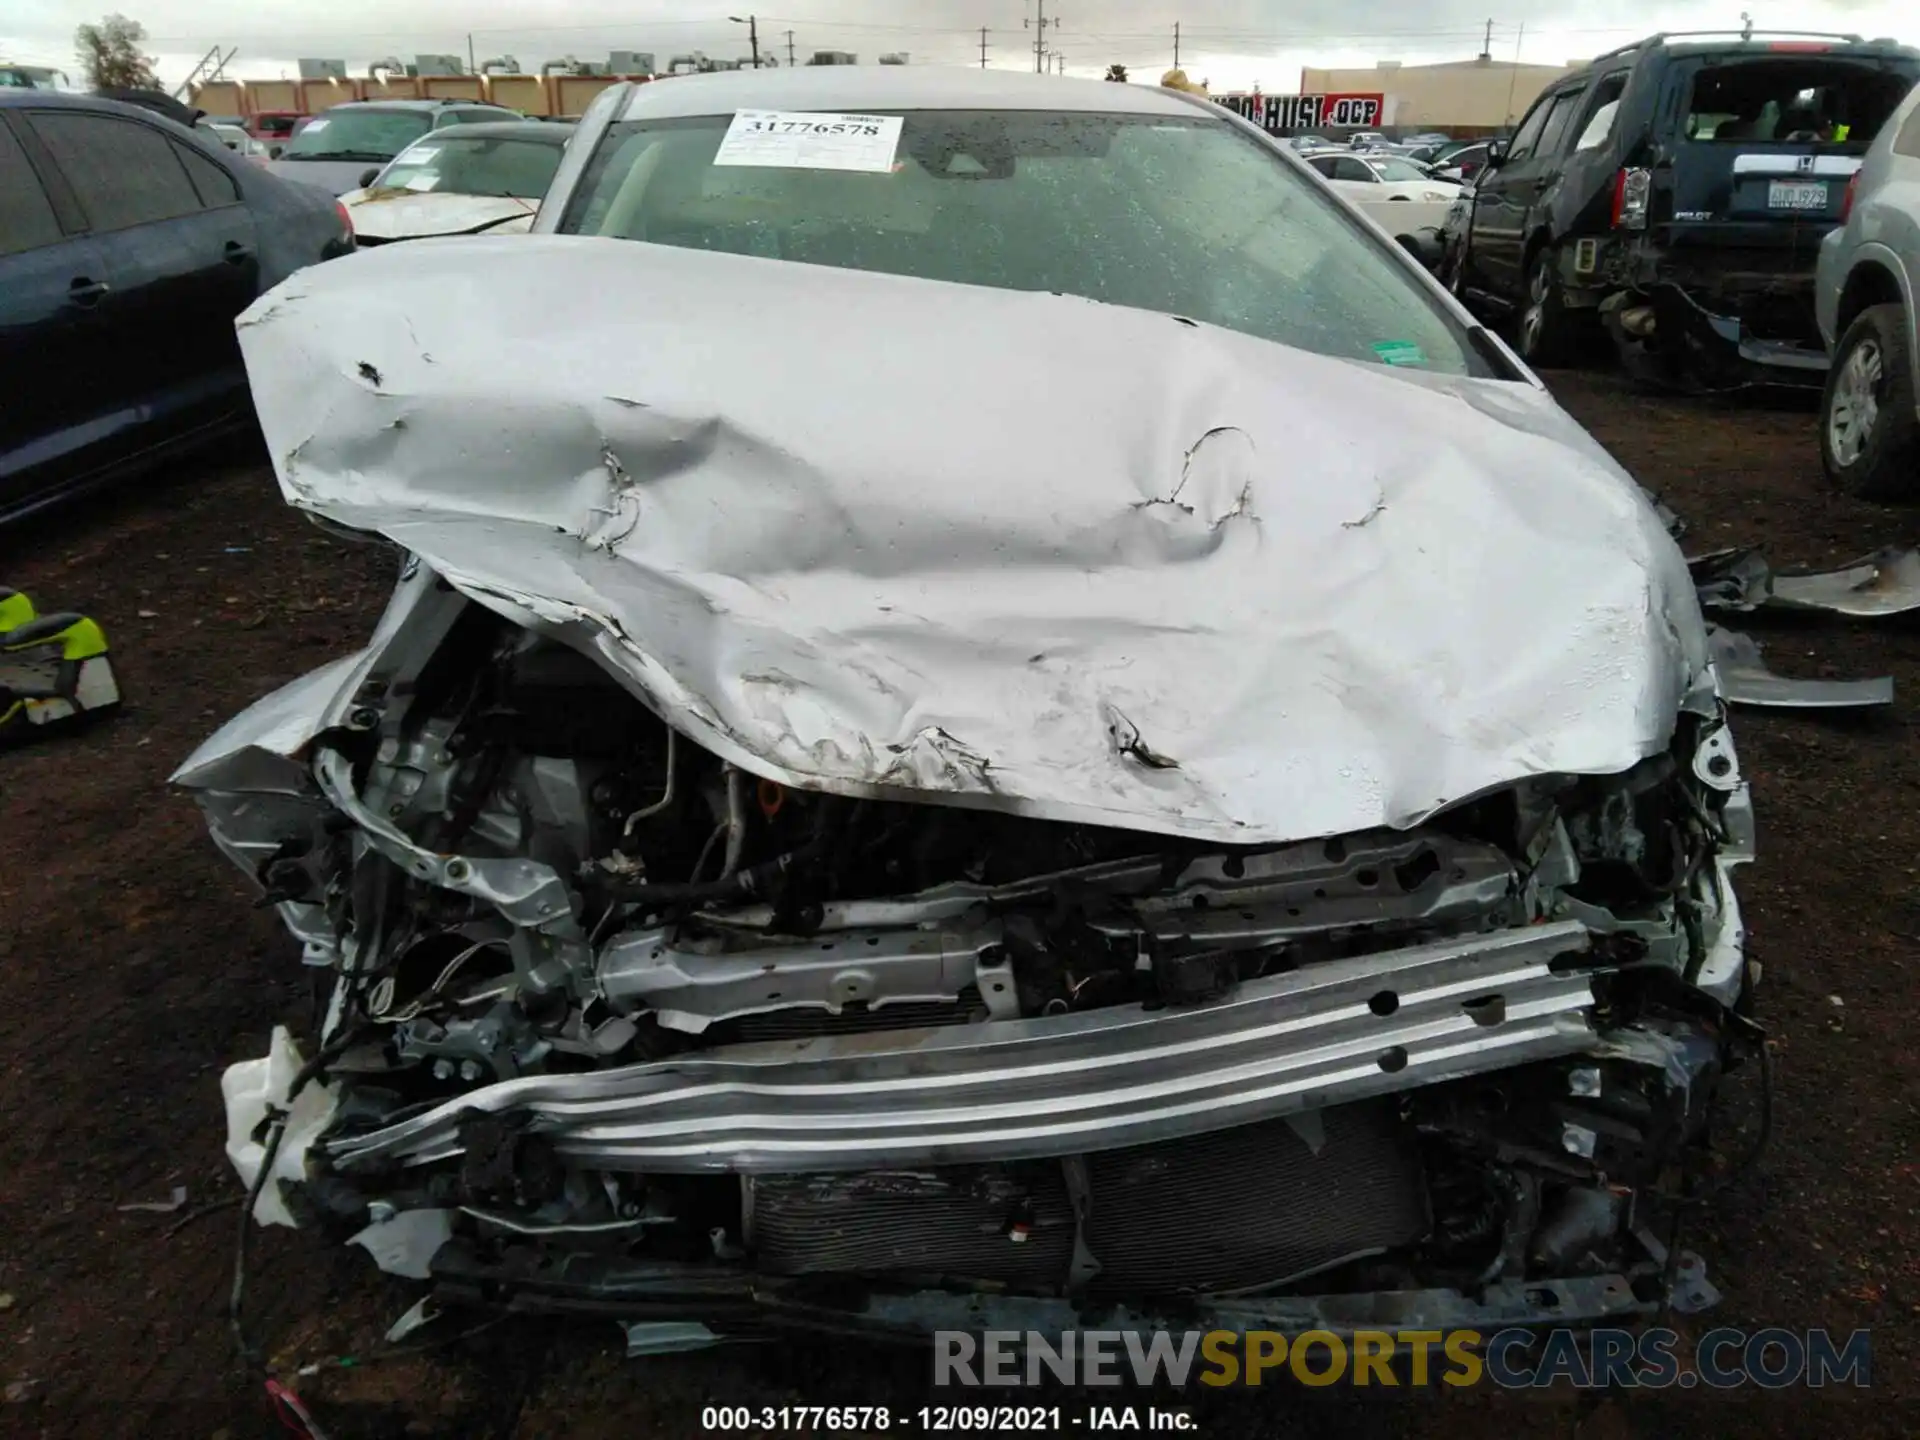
1173,21,1180,68
1503,21,1525,122
748,14,760,67
786,29,796,66
1025,1,1059,74
979,26,989,68
1479,18,1493,61
467,32,476,75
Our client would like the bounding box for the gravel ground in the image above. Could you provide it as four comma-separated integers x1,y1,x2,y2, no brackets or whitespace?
2,373,1918,1438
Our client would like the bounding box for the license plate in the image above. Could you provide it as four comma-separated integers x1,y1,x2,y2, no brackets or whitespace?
1767,180,1827,210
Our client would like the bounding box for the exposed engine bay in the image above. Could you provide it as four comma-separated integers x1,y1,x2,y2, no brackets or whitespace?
181,560,1759,1341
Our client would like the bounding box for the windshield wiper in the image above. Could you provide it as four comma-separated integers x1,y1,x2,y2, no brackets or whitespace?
285,149,396,163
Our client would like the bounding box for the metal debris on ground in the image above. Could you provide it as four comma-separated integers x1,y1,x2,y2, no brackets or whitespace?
1691,546,1920,617
117,1185,189,1214
1707,625,1894,710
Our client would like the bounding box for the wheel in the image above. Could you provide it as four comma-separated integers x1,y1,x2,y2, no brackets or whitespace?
1517,247,1571,367
1820,303,1920,502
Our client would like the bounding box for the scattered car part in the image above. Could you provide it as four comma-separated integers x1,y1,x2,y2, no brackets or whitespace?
1707,624,1893,708
1691,545,1920,616
0,588,120,740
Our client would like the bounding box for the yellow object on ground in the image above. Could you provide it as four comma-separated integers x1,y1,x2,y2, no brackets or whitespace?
0,588,122,740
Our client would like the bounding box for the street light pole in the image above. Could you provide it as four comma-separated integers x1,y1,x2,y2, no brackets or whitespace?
729,14,762,67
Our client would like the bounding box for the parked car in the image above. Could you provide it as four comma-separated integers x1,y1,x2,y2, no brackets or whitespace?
1433,140,1494,183
247,110,304,156
200,119,270,160
1446,29,1920,375
1815,79,1920,497
0,63,74,91
1347,129,1388,148
1427,137,1485,165
1287,133,1329,150
341,121,572,243
186,66,1754,1351
1304,150,1461,201
264,98,524,194
0,91,351,523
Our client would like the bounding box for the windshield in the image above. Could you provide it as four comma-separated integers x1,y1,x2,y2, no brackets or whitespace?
560,110,1492,377
1368,157,1430,182
283,108,431,160
374,134,563,197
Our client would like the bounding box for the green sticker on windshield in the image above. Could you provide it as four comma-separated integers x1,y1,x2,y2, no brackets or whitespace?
1372,340,1428,368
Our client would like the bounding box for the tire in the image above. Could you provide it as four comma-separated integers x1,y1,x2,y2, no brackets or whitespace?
1820,303,1920,502
1517,246,1572,367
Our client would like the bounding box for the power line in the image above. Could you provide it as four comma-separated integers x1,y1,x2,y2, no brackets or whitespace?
1024,0,1060,75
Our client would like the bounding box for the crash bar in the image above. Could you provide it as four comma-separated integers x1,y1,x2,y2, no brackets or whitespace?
329,919,1600,1175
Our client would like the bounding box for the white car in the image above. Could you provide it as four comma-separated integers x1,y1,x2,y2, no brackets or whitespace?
1304,150,1460,203
340,120,572,243
187,65,1750,1352
199,120,270,160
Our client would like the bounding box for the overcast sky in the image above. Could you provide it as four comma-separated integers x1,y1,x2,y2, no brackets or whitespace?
7,0,1917,90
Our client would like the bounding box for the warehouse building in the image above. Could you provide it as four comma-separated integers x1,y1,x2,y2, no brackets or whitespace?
1298,55,1585,130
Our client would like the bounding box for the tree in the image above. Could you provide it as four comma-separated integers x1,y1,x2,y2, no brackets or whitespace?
75,14,159,91
1105,63,1129,82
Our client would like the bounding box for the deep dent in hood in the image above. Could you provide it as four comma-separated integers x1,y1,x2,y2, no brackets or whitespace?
236,235,1707,845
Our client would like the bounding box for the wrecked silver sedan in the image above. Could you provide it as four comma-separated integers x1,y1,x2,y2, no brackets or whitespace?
180,69,1758,1346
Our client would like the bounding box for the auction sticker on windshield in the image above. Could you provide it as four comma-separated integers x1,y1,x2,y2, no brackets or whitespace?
715,110,904,172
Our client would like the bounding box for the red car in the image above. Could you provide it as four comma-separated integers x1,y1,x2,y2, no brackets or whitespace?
246,110,304,153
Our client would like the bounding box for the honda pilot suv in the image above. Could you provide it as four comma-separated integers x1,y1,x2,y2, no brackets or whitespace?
1445,30,1920,385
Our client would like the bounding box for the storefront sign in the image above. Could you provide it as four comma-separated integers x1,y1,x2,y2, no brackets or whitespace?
1217,92,1385,132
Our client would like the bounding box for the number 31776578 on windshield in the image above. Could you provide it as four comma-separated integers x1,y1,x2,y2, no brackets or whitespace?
746,118,884,136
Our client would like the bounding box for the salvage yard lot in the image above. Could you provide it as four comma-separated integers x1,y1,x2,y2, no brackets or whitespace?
2,372,1919,1438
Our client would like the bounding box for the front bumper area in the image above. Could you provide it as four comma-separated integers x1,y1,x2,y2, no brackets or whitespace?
429,1239,1710,1343
327,920,1600,1176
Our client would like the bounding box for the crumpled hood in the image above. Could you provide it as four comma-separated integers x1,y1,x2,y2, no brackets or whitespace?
341,189,538,241
235,234,1707,845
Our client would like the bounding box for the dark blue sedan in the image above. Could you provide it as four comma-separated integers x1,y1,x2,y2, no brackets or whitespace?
0,90,353,524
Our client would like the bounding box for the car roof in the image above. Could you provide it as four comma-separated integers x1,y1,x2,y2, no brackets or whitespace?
1575,32,1920,76
0,88,142,112
401,119,570,143
326,98,520,113
0,88,226,139
617,67,1210,122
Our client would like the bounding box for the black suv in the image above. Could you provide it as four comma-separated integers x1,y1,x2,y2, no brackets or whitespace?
1445,29,1920,385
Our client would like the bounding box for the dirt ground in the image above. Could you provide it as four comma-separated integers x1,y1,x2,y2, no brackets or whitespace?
3,373,1920,1439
